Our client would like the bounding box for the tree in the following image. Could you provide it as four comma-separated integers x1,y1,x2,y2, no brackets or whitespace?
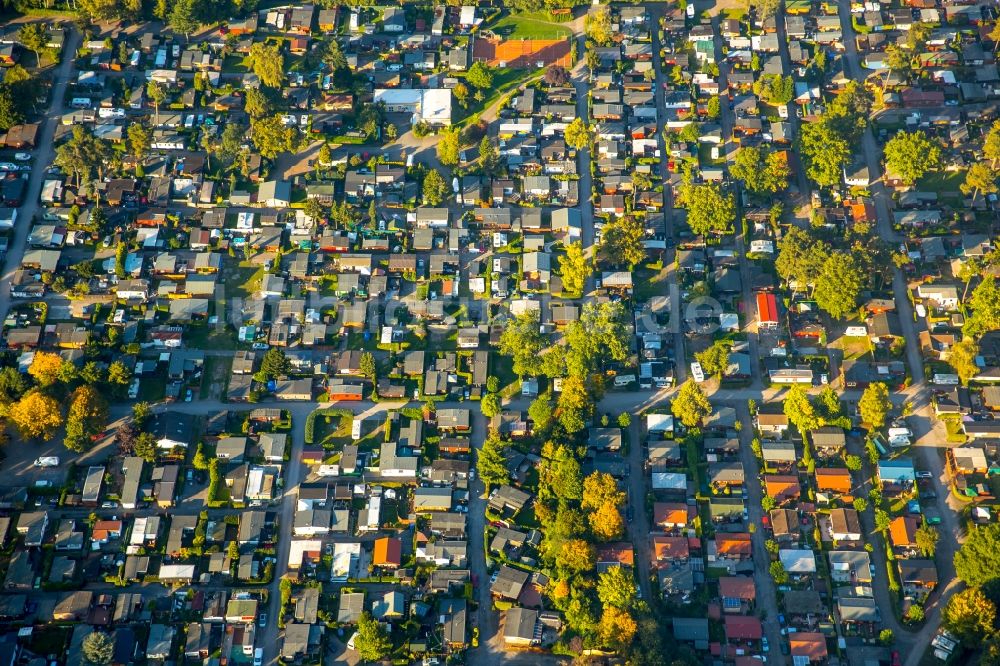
260,348,291,381
599,607,638,650
556,375,593,434
9,391,62,440
479,136,499,176
915,523,939,557
783,385,819,434
678,122,701,144
528,395,553,433
107,360,132,387
436,128,460,168
65,386,109,452
814,253,863,319
146,81,166,127
948,338,980,384
168,0,200,39
845,455,862,472
478,432,509,492
696,341,730,378
583,472,626,511
466,61,494,90
359,352,376,381
18,23,48,68
498,310,546,377
54,126,109,190
422,169,449,206
884,130,941,186
985,122,1000,167
134,432,157,463
879,629,895,646
592,501,625,541
769,560,789,584
323,39,347,72
966,276,1000,340
679,182,735,235
799,118,850,188
354,612,392,662
82,631,114,666
560,242,591,297
564,118,593,151
775,227,830,294
250,116,296,159
731,146,789,194
453,82,469,107
127,122,151,162
244,88,271,119
599,215,645,267
853,497,868,512
585,6,613,46
0,367,27,405
875,509,892,533
544,66,570,86
0,84,24,133
480,392,501,418
706,95,721,119
597,565,635,609
956,523,1000,587
557,538,596,574
963,162,998,200
193,443,210,471
247,42,285,88
752,0,780,20
671,381,711,428
943,588,997,646
859,382,891,430
753,74,795,106
28,351,64,387
884,44,912,90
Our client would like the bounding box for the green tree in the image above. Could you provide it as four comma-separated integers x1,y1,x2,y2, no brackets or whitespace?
956,523,1000,587
168,0,200,39
769,560,789,584
671,381,711,428
466,61,494,90
354,612,392,661
479,136,499,176
560,241,591,297
556,375,593,434
498,310,546,377
422,169,449,206
879,629,895,646
18,23,48,68
564,117,593,151
247,42,285,88
82,631,114,666
359,352,376,381
859,382,891,430
0,84,24,133
784,384,819,434
943,588,997,646
585,5,613,45
107,361,132,388
193,443,210,471
478,432,509,492
54,126,110,190
127,122,151,162
146,81,166,127
915,523,939,557
962,162,998,200
985,121,1000,167
695,340,730,378
706,95,721,119
599,215,645,267
731,146,789,194
260,348,291,381
799,117,850,187
436,128,460,168
244,87,271,119
480,392,501,418
949,338,980,384
679,182,735,235
597,565,635,609
250,116,296,159
853,497,868,512
884,130,941,186
814,253,863,319
965,276,1000,339
845,455,862,472
776,227,830,294
528,394,553,432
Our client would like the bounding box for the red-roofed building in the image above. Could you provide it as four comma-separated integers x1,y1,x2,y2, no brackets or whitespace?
373,537,402,569
764,475,801,504
652,536,690,564
714,533,752,560
757,293,779,329
719,576,756,613
725,615,763,642
790,632,828,662
653,502,692,530
596,542,635,569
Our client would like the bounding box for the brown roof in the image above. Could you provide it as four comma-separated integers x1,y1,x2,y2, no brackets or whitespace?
718,576,756,601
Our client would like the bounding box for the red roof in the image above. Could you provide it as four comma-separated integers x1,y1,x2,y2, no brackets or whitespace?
725,615,763,640
757,292,779,325
719,576,756,601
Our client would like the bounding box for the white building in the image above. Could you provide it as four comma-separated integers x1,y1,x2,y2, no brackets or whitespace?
374,88,452,126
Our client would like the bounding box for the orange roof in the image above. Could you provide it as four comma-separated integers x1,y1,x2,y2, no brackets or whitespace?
719,576,756,601
716,533,752,557
373,537,402,567
764,475,801,500
651,536,689,562
596,542,635,566
757,292,779,325
814,467,852,492
653,502,690,527
472,37,572,68
889,516,918,548
790,632,829,661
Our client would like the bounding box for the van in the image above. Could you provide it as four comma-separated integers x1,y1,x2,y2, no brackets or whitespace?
98,107,125,119
71,97,91,109
613,374,636,388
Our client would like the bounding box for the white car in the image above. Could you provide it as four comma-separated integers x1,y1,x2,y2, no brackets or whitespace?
33,457,59,468
13,152,30,162
0,163,16,172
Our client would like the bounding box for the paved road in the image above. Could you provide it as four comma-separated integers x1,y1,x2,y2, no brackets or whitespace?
835,4,965,663
0,28,81,325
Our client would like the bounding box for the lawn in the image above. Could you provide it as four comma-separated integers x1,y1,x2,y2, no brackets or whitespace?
489,13,573,39
222,262,264,299
634,263,671,302
453,67,542,126
201,356,233,400
918,170,965,197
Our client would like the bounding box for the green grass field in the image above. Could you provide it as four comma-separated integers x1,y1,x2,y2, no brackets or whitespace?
490,13,573,39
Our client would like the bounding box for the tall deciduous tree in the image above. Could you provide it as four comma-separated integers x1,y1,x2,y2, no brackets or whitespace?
695,340,730,378
9,391,62,440
962,162,998,200
498,310,546,377
679,182,735,235
436,128,460,167
943,588,997,646
477,432,509,492
956,523,1000,587
18,23,48,68
560,241,591,297
247,42,285,88
353,612,392,662
799,118,850,188
859,382,891,430
814,253,863,319
564,117,593,151
599,215,645,267
671,381,711,427
883,130,941,186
